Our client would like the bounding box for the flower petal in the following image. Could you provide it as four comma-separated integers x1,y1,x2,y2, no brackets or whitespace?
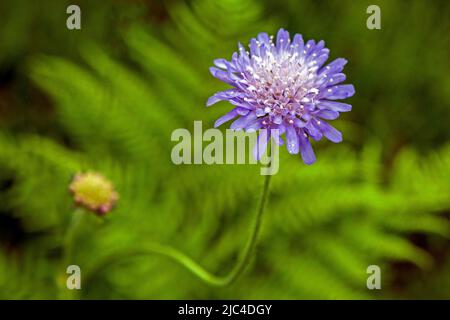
312,53,329,69
253,129,271,161
319,58,348,76
206,94,221,107
257,32,270,46
276,28,290,52
305,122,323,141
209,67,236,85
271,127,284,145
249,38,260,56
294,118,307,128
245,118,263,132
305,40,316,56
228,99,253,110
320,84,355,100
213,58,228,69
206,89,242,107
315,109,339,120
317,100,352,112
292,33,303,45
318,121,342,143
230,112,257,130
286,125,299,154
325,73,346,87
299,132,316,165
214,109,239,128
236,108,250,116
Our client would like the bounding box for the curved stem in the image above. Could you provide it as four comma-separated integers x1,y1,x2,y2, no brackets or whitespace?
219,173,271,285
64,209,85,265
86,174,272,287
58,208,84,299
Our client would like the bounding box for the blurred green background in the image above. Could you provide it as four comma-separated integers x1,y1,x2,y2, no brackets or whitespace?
0,0,449,299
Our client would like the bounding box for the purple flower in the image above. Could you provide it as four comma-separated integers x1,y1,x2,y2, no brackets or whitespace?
207,28,355,164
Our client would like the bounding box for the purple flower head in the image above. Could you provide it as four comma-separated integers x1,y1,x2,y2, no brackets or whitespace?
207,28,355,164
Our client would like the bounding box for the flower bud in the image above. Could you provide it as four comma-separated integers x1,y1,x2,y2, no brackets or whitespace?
69,172,118,215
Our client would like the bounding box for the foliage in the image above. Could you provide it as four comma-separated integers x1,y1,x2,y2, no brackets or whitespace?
0,0,449,299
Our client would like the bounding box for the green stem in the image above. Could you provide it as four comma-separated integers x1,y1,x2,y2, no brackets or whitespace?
64,209,84,265
86,174,272,287
58,208,84,299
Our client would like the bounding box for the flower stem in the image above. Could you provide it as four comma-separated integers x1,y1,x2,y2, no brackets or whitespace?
86,174,272,287
58,208,84,299
64,209,85,264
